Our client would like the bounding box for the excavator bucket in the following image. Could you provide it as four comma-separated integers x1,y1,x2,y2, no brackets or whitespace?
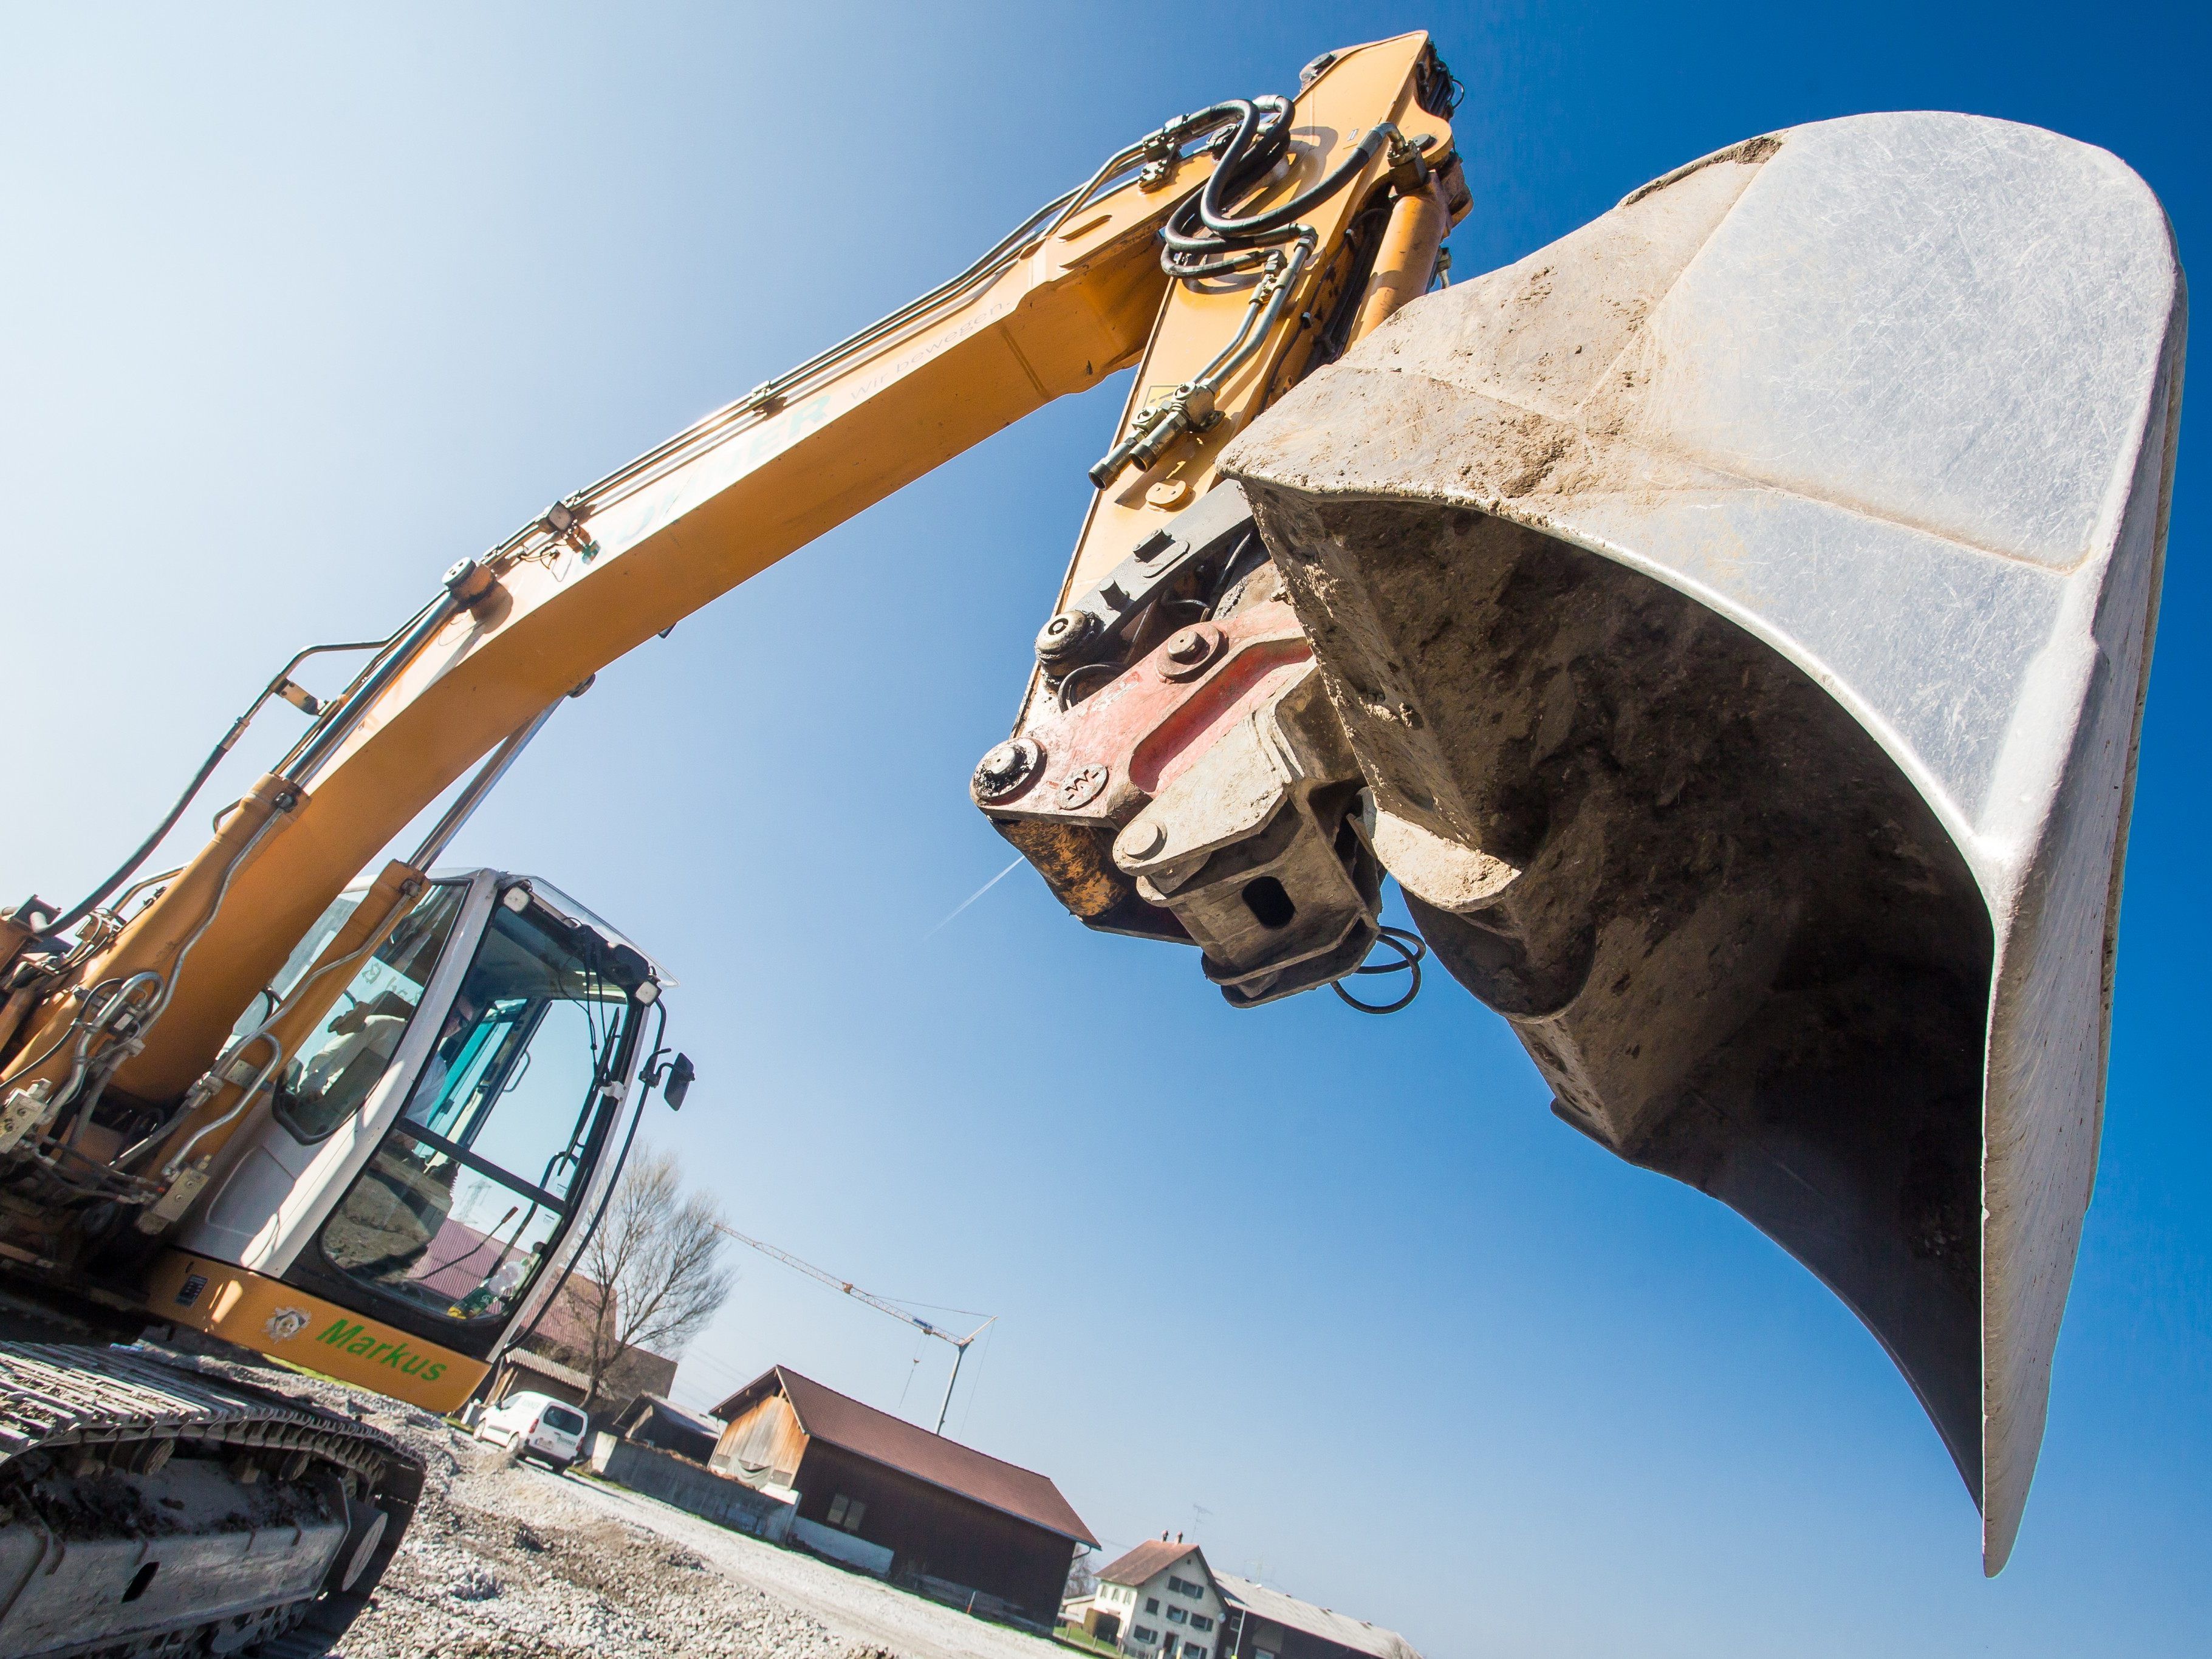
1221,112,2183,1570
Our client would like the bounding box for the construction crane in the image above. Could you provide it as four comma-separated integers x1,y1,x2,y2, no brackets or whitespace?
714,1222,994,1435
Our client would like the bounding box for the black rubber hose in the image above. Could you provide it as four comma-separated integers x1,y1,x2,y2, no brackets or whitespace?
46,727,244,938
1163,92,1395,267
1202,123,1392,240
1159,98,1292,262
1197,97,1355,236
1199,98,1293,211
47,621,423,939
1203,100,1389,240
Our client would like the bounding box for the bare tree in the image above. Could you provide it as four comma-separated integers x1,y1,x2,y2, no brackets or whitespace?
569,1147,734,1417
1063,1546,1097,1603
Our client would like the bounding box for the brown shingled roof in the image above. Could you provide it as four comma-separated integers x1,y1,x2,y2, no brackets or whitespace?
711,1366,1096,1545
1097,1538,1202,1589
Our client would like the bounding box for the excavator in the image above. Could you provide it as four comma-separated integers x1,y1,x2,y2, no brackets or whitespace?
0,29,2183,1655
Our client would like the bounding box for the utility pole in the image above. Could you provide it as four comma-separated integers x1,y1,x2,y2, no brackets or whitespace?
713,1222,994,1435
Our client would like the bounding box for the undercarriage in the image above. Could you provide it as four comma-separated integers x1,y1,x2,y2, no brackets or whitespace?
0,1341,420,1659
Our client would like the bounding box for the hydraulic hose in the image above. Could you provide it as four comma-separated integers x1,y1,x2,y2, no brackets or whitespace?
48,635,398,940
159,1030,284,1178
284,597,459,787
1159,97,1400,274
1191,98,1395,240
1091,89,1399,492
47,736,242,940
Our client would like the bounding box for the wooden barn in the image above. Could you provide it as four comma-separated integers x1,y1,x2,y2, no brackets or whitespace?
710,1365,1095,1624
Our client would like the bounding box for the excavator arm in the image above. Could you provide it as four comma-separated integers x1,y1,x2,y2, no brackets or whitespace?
12,31,1459,1119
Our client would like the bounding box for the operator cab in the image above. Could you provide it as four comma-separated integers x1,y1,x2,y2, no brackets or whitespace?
176,869,668,1359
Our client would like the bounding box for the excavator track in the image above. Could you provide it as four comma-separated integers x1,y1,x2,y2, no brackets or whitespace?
0,1343,423,1658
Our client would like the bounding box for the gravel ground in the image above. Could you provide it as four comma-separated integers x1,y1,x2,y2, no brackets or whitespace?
547,1464,1068,1659
174,1349,1067,1659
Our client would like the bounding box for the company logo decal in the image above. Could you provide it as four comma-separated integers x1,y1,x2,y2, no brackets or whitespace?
262,1306,312,1343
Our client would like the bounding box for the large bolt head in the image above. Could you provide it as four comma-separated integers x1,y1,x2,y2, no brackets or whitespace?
1035,610,1095,663
1117,818,1167,863
1159,622,1224,681
971,737,1043,803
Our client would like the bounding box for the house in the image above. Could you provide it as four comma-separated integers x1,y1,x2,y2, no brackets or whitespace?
483,1332,676,1424
1066,1539,1423,1659
1081,1537,1227,1659
613,1392,722,1463
1214,1573,1422,1659
709,1364,1097,1624
481,1268,677,1426
485,1343,593,1411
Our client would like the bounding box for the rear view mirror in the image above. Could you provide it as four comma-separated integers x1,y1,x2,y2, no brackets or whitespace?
662,1053,696,1111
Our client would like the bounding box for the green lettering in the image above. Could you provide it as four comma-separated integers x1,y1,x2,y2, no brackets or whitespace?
318,1319,365,1348
347,1334,377,1356
421,1363,444,1383
379,1344,412,1369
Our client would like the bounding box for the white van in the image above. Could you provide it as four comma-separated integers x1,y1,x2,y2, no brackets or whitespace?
474,1390,587,1471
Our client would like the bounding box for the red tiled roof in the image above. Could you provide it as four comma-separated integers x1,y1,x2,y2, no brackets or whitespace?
712,1366,1096,1545
1097,1538,1201,1588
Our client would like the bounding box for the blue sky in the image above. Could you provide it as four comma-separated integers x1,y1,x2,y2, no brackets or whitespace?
2,4,2205,1654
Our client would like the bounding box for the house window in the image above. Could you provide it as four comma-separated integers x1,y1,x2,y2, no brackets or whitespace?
1183,1643,1207,1659
1146,1597,1160,1614
1133,1627,1159,1646
1191,1615,1214,1632
1168,1575,1204,1598
1166,1606,1188,1625
826,1493,867,1533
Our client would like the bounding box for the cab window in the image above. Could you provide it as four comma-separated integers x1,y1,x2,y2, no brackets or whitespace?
271,884,469,1143
313,891,638,1328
